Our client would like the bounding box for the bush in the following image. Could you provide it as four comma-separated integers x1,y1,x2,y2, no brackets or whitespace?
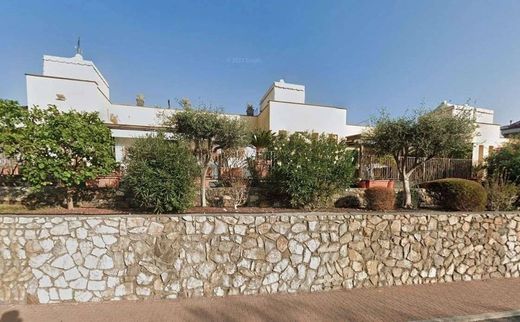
121,134,199,213
420,178,487,211
365,187,395,211
484,177,519,211
396,189,420,209
486,136,520,185
335,194,363,208
267,132,356,209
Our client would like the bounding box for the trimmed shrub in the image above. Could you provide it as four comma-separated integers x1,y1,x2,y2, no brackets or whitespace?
420,178,487,211
365,187,395,211
396,189,420,209
267,132,356,209
121,134,199,213
335,194,363,209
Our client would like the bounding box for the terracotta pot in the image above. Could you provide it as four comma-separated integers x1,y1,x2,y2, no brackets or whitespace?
358,179,394,189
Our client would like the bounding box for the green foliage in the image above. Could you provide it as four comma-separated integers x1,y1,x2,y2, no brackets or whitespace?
20,106,115,208
396,189,420,209
0,99,28,158
163,106,248,207
364,108,475,208
486,136,520,185
250,130,275,149
420,178,487,211
267,132,356,209
484,176,519,211
121,134,199,213
365,187,396,211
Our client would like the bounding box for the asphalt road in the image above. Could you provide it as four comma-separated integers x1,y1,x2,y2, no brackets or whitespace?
2,278,520,322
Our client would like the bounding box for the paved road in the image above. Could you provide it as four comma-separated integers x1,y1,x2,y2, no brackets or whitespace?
2,278,520,322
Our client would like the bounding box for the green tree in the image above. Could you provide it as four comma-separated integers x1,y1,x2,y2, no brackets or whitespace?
121,133,199,213
268,132,356,209
0,100,28,175
486,135,520,185
163,106,248,207
364,108,475,208
21,106,115,209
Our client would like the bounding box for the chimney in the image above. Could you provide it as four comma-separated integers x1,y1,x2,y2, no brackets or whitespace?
136,94,145,107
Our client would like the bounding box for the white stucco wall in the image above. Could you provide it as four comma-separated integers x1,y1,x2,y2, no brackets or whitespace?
26,75,110,116
43,54,110,98
107,105,176,127
260,81,305,111
268,101,349,136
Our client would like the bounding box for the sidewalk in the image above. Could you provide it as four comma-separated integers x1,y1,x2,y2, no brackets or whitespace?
2,278,520,322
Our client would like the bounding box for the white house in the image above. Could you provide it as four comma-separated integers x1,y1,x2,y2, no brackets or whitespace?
435,101,508,165
25,50,367,162
25,50,506,165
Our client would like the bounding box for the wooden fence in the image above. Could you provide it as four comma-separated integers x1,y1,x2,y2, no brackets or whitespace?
359,155,473,184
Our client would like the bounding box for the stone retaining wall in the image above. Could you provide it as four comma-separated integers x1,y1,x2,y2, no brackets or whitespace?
1,212,519,304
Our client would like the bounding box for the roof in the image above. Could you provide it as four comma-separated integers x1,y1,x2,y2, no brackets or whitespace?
501,120,520,130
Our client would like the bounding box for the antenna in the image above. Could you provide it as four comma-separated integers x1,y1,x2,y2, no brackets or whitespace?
75,37,83,56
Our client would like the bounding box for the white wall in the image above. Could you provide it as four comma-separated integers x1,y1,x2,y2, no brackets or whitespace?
43,55,110,98
345,124,369,137
107,104,176,127
268,101,349,136
260,81,305,111
26,75,110,117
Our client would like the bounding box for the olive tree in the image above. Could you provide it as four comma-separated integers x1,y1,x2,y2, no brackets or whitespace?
163,106,248,207
21,106,116,209
364,108,474,208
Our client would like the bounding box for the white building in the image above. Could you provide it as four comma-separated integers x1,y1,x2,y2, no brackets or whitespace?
435,101,507,164
25,50,505,165
25,51,367,162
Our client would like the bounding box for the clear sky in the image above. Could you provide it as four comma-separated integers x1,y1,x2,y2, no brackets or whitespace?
1,0,519,125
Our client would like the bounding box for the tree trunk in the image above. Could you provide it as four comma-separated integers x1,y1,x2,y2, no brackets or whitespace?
66,190,74,210
402,173,413,209
200,166,209,207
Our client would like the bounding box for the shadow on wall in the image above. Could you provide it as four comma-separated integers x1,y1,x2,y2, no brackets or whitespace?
0,311,22,322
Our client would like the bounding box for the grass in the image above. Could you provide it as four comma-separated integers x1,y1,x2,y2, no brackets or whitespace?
0,203,30,213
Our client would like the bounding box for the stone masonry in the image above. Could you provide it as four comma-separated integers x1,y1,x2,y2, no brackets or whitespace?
1,212,520,304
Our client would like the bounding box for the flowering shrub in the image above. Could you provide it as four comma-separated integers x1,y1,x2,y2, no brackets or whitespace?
267,132,356,209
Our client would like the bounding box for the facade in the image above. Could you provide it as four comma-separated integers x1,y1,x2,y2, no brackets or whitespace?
26,52,366,162
25,51,507,165
501,120,520,138
435,101,507,164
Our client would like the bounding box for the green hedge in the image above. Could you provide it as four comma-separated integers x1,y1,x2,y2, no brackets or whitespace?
121,134,199,213
420,178,487,211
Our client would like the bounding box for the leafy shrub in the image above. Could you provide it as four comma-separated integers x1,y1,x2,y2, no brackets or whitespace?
484,176,519,211
486,136,520,185
396,189,420,209
20,106,115,209
335,194,363,208
250,130,275,149
420,178,487,211
121,134,199,213
365,187,395,211
267,132,356,209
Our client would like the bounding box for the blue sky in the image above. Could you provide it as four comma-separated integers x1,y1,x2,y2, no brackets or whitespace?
1,0,519,125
